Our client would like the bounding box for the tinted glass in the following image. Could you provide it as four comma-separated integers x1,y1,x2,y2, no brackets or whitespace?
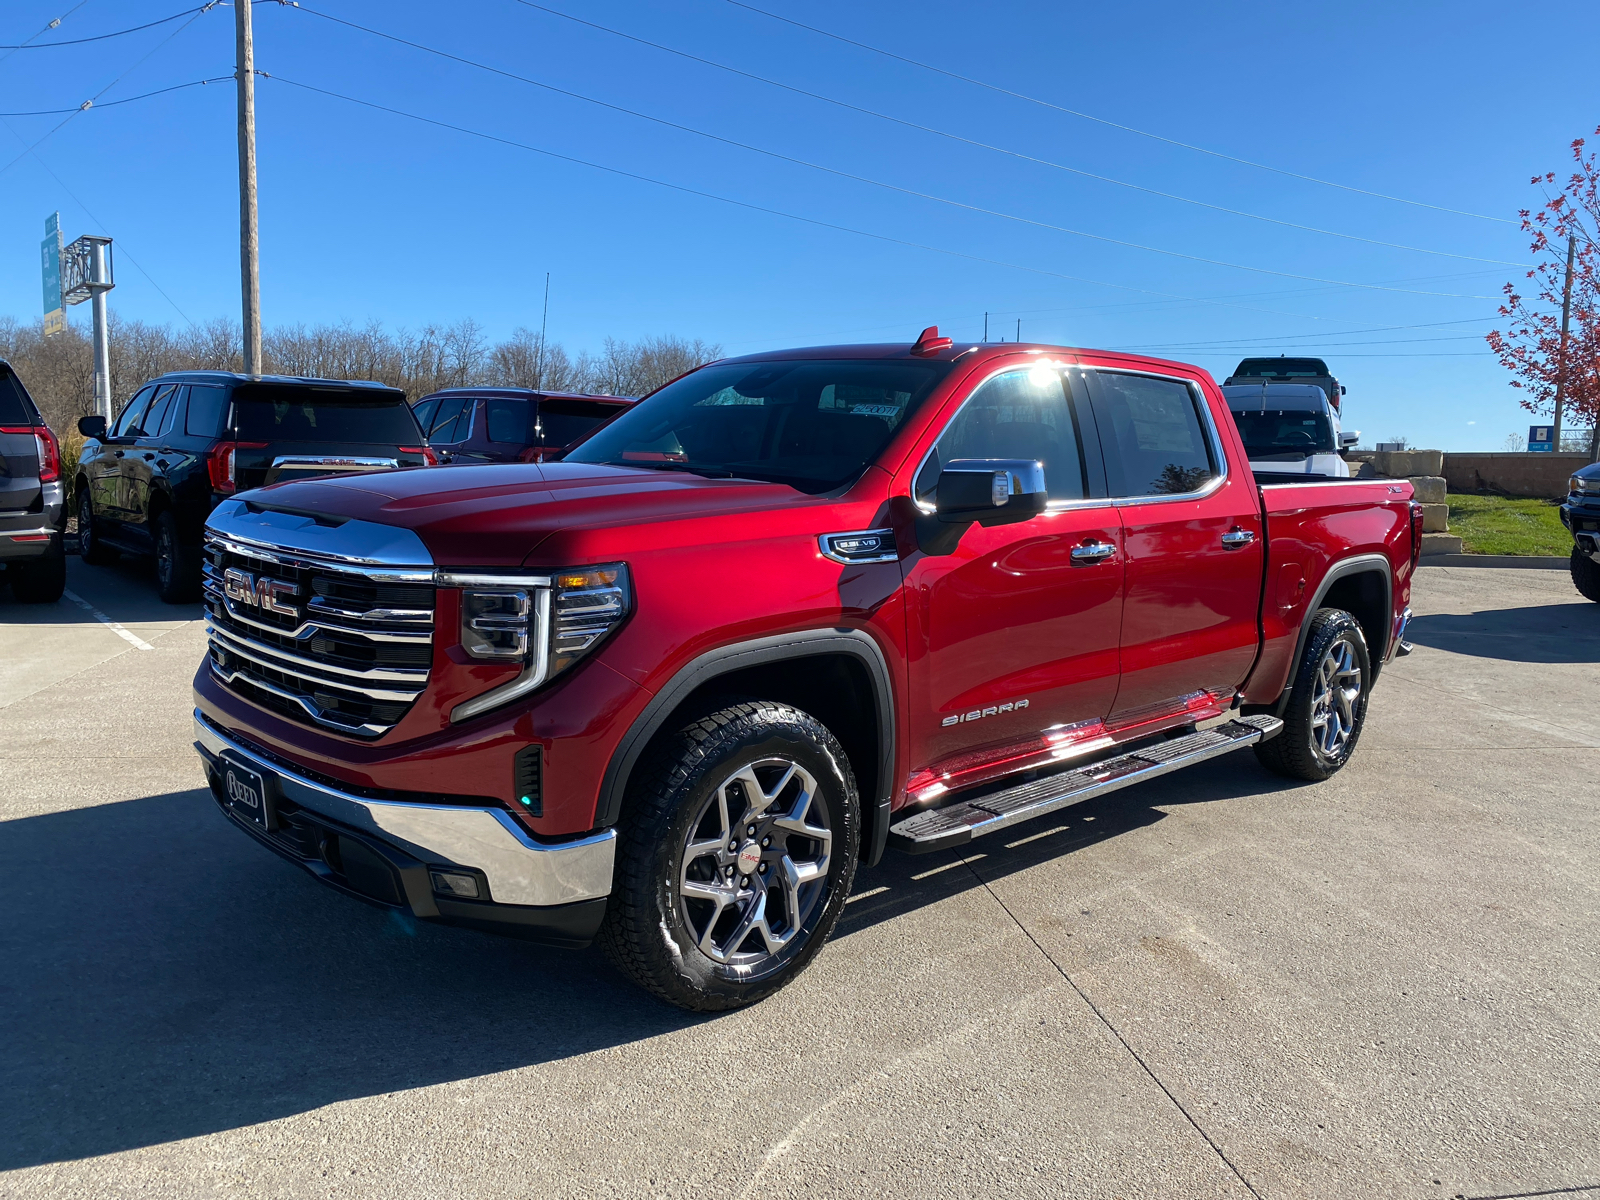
1231,358,1330,379
486,397,531,444
411,398,439,437
186,385,229,436
112,387,156,437
915,367,1088,503
1229,408,1335,459
568,359,950,492
1092,372,1217,497
537,399,619,446
138,384,179,438
232,385,419,443
0,367,35,424
426,395,471,444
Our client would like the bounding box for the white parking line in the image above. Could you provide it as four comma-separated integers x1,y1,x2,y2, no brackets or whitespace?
62,589,155,651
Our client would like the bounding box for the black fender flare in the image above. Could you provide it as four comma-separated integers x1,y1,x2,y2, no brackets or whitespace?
1268,553,1392,717
595,627,897,866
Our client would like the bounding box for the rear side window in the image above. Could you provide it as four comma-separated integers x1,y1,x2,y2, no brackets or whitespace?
915,366,1089,503
186,385,229,437
536,399,617,446
486,397,531,444
1091,372,1218,497
232,386,420,443
0,367,36,424
425,395,472,444
138,384,179,438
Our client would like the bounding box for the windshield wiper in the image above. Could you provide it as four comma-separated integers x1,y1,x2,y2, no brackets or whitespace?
611,459,735,479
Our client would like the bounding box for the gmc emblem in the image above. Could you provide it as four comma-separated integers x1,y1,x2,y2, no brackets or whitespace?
222,567,301,618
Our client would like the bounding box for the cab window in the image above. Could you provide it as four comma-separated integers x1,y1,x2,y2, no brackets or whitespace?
1090,372,1218,497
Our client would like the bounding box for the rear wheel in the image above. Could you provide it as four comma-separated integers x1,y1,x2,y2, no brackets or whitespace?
154,511,200,603
10,535,66,603
1255,607,1371,782
600,701,860,1011
77,485,118,566
1571,548,1600,603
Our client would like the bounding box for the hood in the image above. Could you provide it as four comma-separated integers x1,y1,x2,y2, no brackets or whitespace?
234,461,822,567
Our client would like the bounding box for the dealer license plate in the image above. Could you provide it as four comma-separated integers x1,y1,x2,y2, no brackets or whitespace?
221,758,272,829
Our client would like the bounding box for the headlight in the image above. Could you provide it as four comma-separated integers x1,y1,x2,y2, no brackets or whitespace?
1573,475,1590,494
444,563,632,722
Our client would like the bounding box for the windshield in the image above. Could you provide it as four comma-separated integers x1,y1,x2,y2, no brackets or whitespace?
1230,408,1336,459
232,385,420,444
566,359,951,492
1232,358,1331,379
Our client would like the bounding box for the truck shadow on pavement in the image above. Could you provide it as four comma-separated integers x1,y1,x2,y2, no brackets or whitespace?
1403,601,1600,664
0,758,1287,1169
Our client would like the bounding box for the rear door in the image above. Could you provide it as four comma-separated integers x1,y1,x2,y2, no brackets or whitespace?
481,395,533,461
423,394,474,464
1086,368,1264,717
124,382,181,543
97,386,156,525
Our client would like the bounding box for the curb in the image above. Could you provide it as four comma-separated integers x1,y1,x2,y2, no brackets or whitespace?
1419,553,1568,570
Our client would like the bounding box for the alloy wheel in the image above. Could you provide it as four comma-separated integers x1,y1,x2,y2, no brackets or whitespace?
1309,637,1362,760
78,492,93,555
677,757,833,968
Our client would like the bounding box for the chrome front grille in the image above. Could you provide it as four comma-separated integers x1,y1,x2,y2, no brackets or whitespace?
203,531,435,738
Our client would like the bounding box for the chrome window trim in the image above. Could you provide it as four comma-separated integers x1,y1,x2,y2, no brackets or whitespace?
909,359,1091,516
270,455,400,470
1090,366,1230,507
451,587,553,723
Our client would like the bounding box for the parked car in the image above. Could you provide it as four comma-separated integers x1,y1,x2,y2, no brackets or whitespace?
75,372,436,603
1224,356,1346,412
1222,382,1360,477
192,329,1420,1011
411,388,634,464
1560,462,1600,601
0,359,67,603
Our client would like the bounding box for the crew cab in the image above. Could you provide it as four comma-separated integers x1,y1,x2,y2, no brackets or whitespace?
76,372,435,602
192,331,1420,1011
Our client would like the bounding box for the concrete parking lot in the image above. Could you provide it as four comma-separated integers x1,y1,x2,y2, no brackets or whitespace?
1,557,1596,1199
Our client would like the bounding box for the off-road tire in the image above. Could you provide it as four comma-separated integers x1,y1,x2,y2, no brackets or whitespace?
1571,548,1600,603
1254,607,1371,783
77,485,117,565
9,534,66,603
154,511,200,603
599,700,860,1012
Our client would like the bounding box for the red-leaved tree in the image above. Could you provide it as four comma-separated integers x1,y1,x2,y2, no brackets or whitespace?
1487,127,1600,459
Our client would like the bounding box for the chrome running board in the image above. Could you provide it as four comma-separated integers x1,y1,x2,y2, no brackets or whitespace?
887,715,1283,854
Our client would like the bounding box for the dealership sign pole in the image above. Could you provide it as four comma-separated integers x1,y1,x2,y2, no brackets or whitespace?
62,235,115,421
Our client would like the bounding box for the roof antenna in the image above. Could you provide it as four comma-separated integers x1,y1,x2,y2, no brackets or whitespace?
911,325,953,356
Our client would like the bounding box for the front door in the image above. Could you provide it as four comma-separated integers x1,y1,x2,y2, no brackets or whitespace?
1084,368,1264,718
899,361,1124,801
125,383,180,545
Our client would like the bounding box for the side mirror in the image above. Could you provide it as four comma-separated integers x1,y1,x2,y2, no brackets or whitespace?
78,414,106,438
1340,385,1347,396
1339,430,1360,448
935,458,1047,523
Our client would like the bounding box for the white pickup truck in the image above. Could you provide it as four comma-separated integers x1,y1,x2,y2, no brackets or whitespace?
1222,382,1359,478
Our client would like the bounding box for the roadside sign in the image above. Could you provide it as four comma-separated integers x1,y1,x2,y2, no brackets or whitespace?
40,212,63,336
1529,424,1555,453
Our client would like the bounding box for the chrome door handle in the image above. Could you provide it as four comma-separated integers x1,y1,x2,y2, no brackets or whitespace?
1071,541,1117,563
1221,528,1256,549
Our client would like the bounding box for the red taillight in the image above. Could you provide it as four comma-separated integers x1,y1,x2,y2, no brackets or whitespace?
1,425,60,483
400,445,439,467
1409,501,1425,567
206,441,267,494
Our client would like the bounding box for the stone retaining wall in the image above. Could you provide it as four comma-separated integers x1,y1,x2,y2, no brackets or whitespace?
1442,453,1587,499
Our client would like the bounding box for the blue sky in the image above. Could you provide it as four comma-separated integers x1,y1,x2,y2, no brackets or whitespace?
1,0,1595,449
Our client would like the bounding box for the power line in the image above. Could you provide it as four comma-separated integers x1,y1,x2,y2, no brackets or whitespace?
259,71,1374,322
0,2,220,178
288,6,1499,300
0,2,93,71
0,75,230,116
1121,316,1502,351
0,5,208,49
506,0,1521,266
726,0,1516,226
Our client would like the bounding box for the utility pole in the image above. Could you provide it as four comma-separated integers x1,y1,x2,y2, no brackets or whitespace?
235,0,262,375
1553,233,1576,452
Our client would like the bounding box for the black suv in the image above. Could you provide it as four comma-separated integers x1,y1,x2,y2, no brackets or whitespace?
1561,462,1600,602
75,372,435,602
0,360,67,603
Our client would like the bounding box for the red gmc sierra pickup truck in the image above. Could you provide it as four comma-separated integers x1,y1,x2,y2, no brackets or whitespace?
193,329,1420,1010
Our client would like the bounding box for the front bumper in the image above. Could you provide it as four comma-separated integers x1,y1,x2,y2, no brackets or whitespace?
193,710,615,946
1563,499,1600,558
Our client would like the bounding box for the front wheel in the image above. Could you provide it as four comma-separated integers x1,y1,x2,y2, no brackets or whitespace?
1255,607,1372,782
1571,548,1600,603
600,701,860,1012
77,486,118,566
